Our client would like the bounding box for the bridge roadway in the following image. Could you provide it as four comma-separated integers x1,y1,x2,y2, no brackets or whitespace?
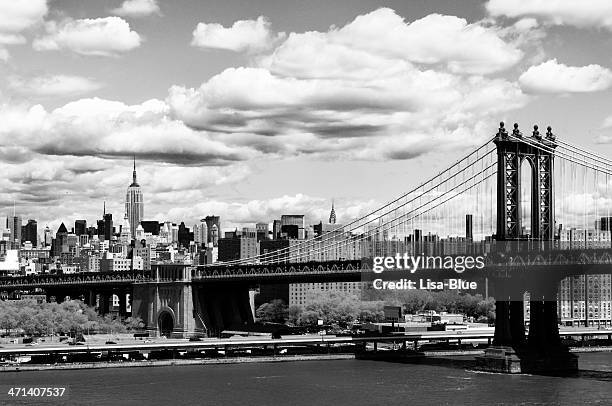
2,246,612,290
0,330,610,357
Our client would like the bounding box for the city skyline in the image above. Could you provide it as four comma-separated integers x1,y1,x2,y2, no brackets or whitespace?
2,1,612,232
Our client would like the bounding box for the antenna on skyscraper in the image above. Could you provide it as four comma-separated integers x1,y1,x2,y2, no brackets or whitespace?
103,201,106,216
329,199,336,224
132,155,137,185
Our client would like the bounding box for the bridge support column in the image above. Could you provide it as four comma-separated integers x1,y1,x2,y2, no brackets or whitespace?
118,290,128,320
477,280,522,373
520,281,576,374
479,277,577,375
493,299,513,346
131,265,204,338
84,290,96,307
528,291,545,349
509,300,526,346
98,292,111,316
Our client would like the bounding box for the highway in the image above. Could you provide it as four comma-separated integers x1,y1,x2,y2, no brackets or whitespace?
0,329,610,356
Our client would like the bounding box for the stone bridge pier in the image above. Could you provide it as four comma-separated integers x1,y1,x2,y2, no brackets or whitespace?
130,265,253,338
477,274,577,374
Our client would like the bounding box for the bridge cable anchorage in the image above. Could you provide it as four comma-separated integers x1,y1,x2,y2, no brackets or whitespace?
216,140,497,266
253,163,496,264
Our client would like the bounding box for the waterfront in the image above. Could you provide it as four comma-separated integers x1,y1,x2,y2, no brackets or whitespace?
1,352,611,405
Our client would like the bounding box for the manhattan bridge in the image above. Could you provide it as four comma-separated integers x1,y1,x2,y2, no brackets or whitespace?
2,122,612,373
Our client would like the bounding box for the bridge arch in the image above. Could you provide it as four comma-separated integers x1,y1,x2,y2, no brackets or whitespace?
157,308,175,337
520,155,536,237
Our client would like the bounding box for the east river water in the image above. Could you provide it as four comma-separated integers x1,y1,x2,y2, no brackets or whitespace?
1,352,611,405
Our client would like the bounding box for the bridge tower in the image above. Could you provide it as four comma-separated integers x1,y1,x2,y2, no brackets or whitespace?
479,122,576,374
494,122,556,241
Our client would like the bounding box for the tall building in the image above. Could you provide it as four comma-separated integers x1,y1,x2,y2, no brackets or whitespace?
125,157,144,237
75,220,87,236
9,215,22,249
211,224,219,247
204,216,220,244
43,226,53,247
559,275,612,327
466,214,473,240
178,222,193,247
256,223,269,242
104,213,113,241
329,201,337,224
280,215,305,240
53,223,68,257
119,213,131,244
141,220,161,235
289,282,368,307
23,219,38,247
557,228,612,327
272,220,282,239
218,233,259,262
600,217,612,231
194,220,208,246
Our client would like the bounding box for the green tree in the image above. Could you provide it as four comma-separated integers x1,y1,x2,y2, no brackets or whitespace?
255,299,289,323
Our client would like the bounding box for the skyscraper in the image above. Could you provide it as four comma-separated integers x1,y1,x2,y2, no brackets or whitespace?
329,200,337,224
43,226,53,246
104,213,113,241
125,157,144,237
23,219,38,247
75,220,87,236
194,220,208,246
204,216,220,245
9,215,22,249
466,214,473,240
120,213,131,244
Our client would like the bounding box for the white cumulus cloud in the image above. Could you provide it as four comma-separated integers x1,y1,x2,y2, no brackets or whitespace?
33,17,142,56
486,0,612,30
0,98,254,165
0,0,47,33
171,8,530,162
519,59,612,94
329,9,523,75
0,0,48,61
191,16,283,53
111,0,160,18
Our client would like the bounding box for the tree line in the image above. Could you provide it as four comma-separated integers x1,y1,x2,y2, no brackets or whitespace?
256,290,495,326
0,300,144,337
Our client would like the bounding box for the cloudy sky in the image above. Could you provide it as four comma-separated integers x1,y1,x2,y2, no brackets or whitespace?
2,0,612,233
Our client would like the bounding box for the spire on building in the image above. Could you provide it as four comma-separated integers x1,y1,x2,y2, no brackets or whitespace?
57,222,68,234
126,155,144,237
329,200,336,224
131,155,139,187
120,212,132,243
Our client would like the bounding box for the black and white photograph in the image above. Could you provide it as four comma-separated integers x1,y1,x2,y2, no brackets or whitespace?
0,1,612,405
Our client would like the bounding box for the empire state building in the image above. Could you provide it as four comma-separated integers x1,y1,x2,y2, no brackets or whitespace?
125,157,143,237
